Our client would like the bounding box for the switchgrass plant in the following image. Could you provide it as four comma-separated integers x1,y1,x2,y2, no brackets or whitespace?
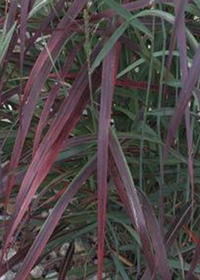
1,0,200,279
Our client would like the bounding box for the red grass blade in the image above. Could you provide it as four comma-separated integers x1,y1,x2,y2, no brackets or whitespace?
19,0,31,119
110,156,171,279
14,42,103,206
20,0,30,76
164,42,200,159
6,0,88,206
33,42,84,156
138,190,171,279
1,38,104,260
142,202,192,279
174,0,195,213
116,79,160,91
13,157,96,280
163,0,188,98
165,202,192,250
5,0,18,31
2,64,101,261
97,41,121,279
109,128,156,276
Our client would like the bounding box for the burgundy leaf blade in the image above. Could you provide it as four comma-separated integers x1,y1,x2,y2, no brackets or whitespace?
97,41,120,279
32,41,84,156
13,157,96,280
6,0,88,205
109,156,171,279
2,66,101,261
164,42,200,159
174,0,195,215
109,128,155,275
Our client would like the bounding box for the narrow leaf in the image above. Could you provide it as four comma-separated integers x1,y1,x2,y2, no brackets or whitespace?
164,42,200,159
33,42,84,156
90,22,127,73
58,241,75,279
0,21,16,65
97,41,120,279
109,128,155,275
13,157,96,280
110,157,171,279
101,0,152,37
6,0,88,206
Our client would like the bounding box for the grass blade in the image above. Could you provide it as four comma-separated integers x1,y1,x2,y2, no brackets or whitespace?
164,42,200,159
6,0,88,205
0,21,16,65
58,242,75,280
33,42,84,156
101,0,152,37
97,40,120,279
13,157,96,280
2,64,101,260
109,128,156,276
2,40,104,259
110,157,171,279
90,22,127,73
